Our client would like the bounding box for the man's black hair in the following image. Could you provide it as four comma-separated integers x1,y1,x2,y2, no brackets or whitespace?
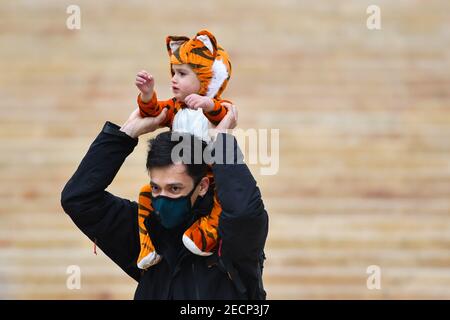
146,131,209,185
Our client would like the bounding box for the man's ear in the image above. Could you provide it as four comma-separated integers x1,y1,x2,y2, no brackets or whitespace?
197,176,210,197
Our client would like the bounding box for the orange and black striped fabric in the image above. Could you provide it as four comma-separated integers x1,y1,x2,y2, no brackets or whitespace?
137,92,230,127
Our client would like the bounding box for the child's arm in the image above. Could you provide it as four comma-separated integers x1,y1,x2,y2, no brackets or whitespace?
184,94,229,126
135,70,175,127
137,92,176,128
204,99,230,126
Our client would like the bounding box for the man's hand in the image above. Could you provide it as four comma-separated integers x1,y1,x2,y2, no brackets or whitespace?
136,70,155,103
209,102,238,141
184,94,214,112
120,108,167,139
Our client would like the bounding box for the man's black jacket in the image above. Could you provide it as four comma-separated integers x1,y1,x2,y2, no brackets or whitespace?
60,122,268,299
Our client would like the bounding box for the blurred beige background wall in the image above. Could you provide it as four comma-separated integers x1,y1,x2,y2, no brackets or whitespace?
0,0,449,299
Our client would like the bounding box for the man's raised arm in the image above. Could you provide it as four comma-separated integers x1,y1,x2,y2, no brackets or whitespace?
210,105,269,265
61,109,166,281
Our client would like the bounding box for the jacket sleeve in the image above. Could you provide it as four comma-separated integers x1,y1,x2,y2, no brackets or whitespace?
60,121,141,281
212,133,269,266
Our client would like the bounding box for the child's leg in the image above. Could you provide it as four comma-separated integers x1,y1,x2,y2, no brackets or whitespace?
137,184,162,269
182,171,221,256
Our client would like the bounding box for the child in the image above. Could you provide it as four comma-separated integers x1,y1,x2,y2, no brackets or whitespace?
136,29,232,142
135,30,232,269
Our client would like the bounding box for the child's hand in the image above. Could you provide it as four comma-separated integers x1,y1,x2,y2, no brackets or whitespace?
184,94,214,112
136,70,155,102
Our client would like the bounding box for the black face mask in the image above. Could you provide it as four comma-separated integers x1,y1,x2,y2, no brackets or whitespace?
151,181,199,229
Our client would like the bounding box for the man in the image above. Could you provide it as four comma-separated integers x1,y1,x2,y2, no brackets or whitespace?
60,104,268,299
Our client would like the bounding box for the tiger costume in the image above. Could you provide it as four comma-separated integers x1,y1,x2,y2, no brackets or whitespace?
136,30,232,270
137,29,232,141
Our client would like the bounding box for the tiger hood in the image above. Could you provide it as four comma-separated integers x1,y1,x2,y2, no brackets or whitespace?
166,29,232,100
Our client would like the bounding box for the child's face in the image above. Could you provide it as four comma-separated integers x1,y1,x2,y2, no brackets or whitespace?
171,64,201,102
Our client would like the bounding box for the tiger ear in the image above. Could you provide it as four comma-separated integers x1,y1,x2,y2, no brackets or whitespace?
166,36,189,56
195,30,218,56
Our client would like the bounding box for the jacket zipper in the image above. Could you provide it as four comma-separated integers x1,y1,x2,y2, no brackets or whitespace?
192,262,200,299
